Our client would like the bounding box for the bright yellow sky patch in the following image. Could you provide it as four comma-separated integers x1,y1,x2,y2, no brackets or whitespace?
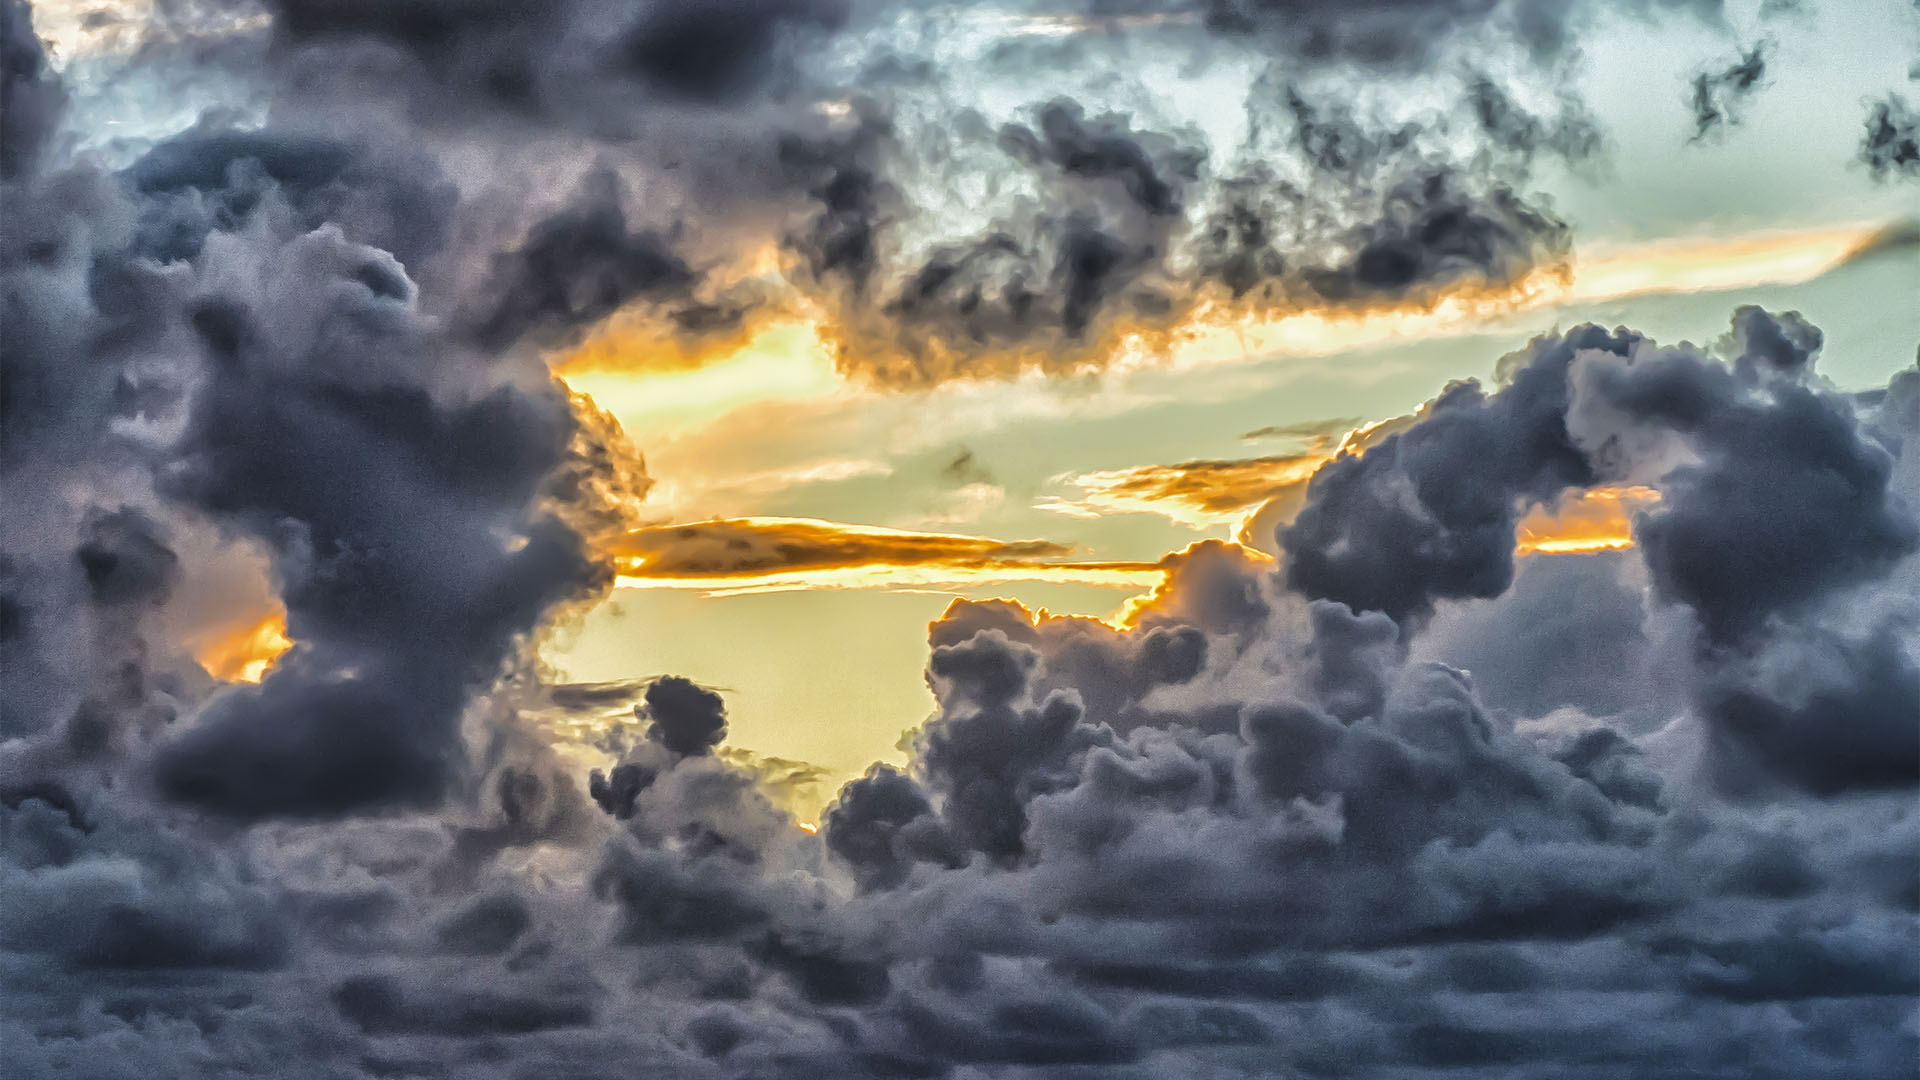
561,320,846,438
1517,486,1661,555
191,608,292,683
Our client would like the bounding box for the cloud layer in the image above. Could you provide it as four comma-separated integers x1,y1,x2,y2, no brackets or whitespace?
3,1,1918,1078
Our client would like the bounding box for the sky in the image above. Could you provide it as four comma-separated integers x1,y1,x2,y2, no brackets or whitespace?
2,0,1919,1077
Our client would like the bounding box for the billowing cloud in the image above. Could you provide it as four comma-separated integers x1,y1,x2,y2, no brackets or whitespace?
59,0,1745,387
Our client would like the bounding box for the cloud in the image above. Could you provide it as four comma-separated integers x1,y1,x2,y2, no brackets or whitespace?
610,516,1164,594
641,675,729,757
1240,416,1362,442
1687,41,1772,143
1040,451,1329,529
129,0,1652,386
4,0,1917,1077
1043,423,1653,567
62,0,1868,393
1278,305,1918,795
1041,418,1410,538
1861,93,1920,181
2,0,632,826
806,83,1586,385
1281,323,1630,625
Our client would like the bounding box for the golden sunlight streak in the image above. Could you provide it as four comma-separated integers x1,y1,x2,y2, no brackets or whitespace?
558,223,1884,424
1038,449,1329,530
1040,415,1416,539
560,319,844,437
609,516,1164,596
1566,225,1876,302
192,610,293,683
616,561,1166,597
1156,222,1882,373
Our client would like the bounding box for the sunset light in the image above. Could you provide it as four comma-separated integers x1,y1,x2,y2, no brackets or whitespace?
8,0,1916,1075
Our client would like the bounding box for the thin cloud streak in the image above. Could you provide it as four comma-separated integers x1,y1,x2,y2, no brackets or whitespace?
610,516,1165,596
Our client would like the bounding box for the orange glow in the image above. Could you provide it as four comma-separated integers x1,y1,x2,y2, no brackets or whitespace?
1117,540,1276,628
616,560,1166,597
795,821,819,834
1159,222,1877,375
1566,226,1871,303
1039,415,1416,538
609,516,1167,596
1516,486,1660,556
560,319,843,440
193,610,293,683
557,310,774,377
554,223,1885,426
1038,450,1329,530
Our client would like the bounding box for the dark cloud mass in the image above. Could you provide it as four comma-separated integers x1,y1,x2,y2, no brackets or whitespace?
1281,323,1617,625
166,0,1643,385
3,1,1919,1078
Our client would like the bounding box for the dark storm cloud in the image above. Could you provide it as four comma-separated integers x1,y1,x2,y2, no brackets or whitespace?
6,0,1919,1077
777,102,893,299
332,973,594,1035
642,675,729,757
123,124,456,269
1281,324,1619,625
260,0,847,114
1415,550,1691,728
1699,626,1920,797
457,166,724,352
149,295,604,815
835,98,1204,369
1571,307,1915,648
1192,0,1723,70
1282,305,1917,797
997,98,1205,220
822,764,961,892
0,0,64,179
1187,83,1583,313
1861,93,1920,180
806,81,1584,384
1,0,619,825
1687,41,1771,142
1295,169,1570,303
92,0,1712,387
75,509,179,609
612,0,850,103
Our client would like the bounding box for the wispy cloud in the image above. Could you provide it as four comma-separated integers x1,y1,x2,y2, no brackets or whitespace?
611,516,1162,596
1037,452,1328,530
1039,417,1410,534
